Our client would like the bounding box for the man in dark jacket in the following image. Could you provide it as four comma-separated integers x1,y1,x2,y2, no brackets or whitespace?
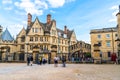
30,56,33,66
62,56,66,67
27,56,30,66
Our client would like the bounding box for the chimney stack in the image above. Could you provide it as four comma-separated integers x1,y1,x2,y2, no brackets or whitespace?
47,14,51,24
27,13,32,26
64,26,67,34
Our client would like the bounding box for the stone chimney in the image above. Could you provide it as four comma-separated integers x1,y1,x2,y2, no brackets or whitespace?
0,25,2,35
27,13,32,26
47,14,51,24
64,26,67,34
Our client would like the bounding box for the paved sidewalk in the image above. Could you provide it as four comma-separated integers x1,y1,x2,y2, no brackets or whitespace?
0,63,120,80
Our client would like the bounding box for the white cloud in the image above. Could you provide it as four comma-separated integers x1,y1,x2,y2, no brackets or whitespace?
77,33,90,44
47,0,65,8
66,0,75,3
10,24,24,36
112,10,119,16
22,21,27,25
14,0,75,16
108,18,116,22
110,5,119,10
14,0,46,15
2,0,12,4
50,10,55,13
4,7,12,10
109,5,119,22
15,10,26,15
35,0,48,9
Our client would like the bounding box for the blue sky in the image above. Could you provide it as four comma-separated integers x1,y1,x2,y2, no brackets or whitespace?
0,0,120,43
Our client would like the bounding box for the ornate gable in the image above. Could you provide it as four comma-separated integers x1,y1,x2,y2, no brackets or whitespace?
50,20,57,37
27,17,44,36
70,31,77,43
17,27,26,38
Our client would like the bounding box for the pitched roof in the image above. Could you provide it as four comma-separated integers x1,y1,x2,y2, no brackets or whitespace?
26,17,54,34
90,27,117,34
57,28,73,39
25,16,73,39
1,28,14,41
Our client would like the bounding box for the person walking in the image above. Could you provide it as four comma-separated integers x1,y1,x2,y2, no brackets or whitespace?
27,56,30,66
39,56,42,65
62,56,66,67
54,56,58,67
30,55,33,66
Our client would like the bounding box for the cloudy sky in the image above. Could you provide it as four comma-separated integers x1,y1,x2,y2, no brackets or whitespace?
0,0,120,43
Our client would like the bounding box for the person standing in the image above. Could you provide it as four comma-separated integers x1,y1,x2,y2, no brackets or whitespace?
111,53,117,64
27,56,30,66
39,56,42,65
54,56,58,67
62,56,66,67
30,55,33,66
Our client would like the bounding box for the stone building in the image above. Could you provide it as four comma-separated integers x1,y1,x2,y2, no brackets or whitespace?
116,5,120,61
15,13,77,62
0,27,15,61
0,14,91,62
90,5,120,62
90,27,118,61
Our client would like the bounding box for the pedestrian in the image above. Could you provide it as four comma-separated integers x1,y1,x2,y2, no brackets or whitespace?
27,56,30,66
39,56,42,65
54,56,58,67
62,56,66,67
111,53,117,64
42,57,45,65
71,57,74,63
48,57,51,64
30,56,33,66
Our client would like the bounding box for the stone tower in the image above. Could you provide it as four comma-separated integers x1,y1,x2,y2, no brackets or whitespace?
116,5,120,60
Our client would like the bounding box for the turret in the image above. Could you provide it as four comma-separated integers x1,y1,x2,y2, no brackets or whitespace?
116,5,120,25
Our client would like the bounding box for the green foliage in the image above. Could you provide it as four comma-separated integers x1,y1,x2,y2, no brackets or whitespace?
84,52,91,58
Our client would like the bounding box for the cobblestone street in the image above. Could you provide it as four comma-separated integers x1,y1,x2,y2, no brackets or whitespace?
0,63,120,80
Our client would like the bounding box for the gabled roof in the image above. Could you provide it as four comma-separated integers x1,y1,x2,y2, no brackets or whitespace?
57,28,73,39
17,27,26,37
1,28,14,41
26,17,54,35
